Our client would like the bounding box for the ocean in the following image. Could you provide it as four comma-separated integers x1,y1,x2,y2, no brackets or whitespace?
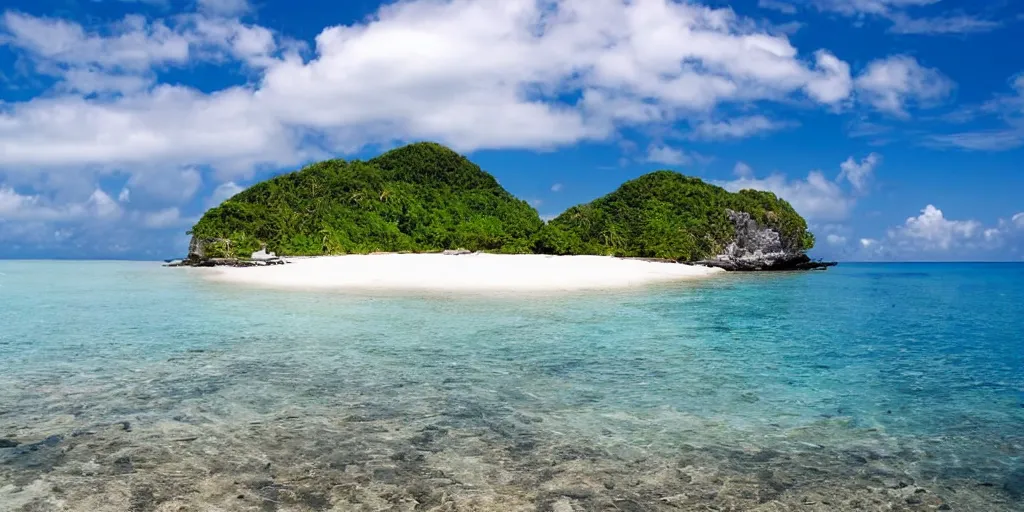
1,261,1022,511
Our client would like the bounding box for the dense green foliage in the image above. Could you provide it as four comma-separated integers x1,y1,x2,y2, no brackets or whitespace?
535,171,814,261
189,143,544,257
189,144,813,261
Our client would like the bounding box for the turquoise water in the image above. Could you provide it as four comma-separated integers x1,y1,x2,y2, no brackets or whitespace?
1,261,1022,511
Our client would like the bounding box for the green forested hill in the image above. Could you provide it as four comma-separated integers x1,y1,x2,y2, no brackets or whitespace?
188,143,544,257
187,143,813,261
534,171,814,261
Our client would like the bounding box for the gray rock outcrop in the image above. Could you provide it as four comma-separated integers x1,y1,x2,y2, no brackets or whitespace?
694,210,835,271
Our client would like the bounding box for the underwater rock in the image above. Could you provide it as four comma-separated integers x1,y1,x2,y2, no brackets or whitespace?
0,439,19,448
1004,469,1024,498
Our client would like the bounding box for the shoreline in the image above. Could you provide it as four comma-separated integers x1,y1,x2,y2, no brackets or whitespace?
198,253,725,292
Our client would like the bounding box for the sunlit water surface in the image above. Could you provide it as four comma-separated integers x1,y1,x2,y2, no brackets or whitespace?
1,261,1022,511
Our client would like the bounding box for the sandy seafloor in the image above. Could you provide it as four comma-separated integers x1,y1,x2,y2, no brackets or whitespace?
1,260,1022,511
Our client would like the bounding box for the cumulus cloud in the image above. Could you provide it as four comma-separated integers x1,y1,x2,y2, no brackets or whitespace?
855,55,954,116
845,206,1024,260
733,162,753,178
0,186,122,222
0,0,857,174
550,183,564,192
140,207,184,228
717,170,854,222
888,204,981,251
0,10,278,94
208,181,246,207
826,233,847,245
1,11,191,73
838,152,880,193
715,153,881,222
645,144,691,166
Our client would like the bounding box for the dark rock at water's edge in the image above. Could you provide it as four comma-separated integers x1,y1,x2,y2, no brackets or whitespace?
165,237,287,268
694,253,837,272
692,210,837,272
166,257,286,268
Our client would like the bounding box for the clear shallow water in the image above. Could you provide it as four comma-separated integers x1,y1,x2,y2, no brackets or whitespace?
1,261,1022,511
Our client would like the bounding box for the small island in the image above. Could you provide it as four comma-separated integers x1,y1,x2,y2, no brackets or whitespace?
176,143,833,290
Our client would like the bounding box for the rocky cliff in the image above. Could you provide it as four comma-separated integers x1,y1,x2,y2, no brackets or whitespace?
694,210,835,271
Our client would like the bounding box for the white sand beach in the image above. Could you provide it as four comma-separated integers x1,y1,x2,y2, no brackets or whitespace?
202,253,723,292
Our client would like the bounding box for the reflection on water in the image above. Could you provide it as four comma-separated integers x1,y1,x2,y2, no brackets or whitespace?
1,261,1022,511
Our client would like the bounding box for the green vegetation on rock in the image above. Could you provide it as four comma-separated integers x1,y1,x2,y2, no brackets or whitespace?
188,143,813,261
535,171,814,261
189,143,543,257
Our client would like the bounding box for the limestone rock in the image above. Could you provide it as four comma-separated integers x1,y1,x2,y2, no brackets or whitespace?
694,210,836,271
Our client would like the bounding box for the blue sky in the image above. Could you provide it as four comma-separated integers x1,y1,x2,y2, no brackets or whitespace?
0,0,1021,261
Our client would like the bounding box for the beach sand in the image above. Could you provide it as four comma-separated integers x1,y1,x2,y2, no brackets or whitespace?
202,253,724,292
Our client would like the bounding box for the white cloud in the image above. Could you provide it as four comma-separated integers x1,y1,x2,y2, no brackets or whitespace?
838,152,880,193
0,0,860,184
87,189,122,219
645,144,691,166
717,170,854,221
887,204,981,251
141,207,183,228
118,187,131,203
256,0,854,151
0,11,280,94
715,153,883,222
0,186,122,221
127,167,203,203
550,183,564,192
826,233,847,245
0,86,305,177
733,161,753,178
1,12,191,72
853,207,1024,260
855,55,953,116
805,50,854,104
0,186,41,218
690,116,787,140
208,181,245,207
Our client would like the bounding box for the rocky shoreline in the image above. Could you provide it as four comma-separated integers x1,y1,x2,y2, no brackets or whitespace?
690,209,837,271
